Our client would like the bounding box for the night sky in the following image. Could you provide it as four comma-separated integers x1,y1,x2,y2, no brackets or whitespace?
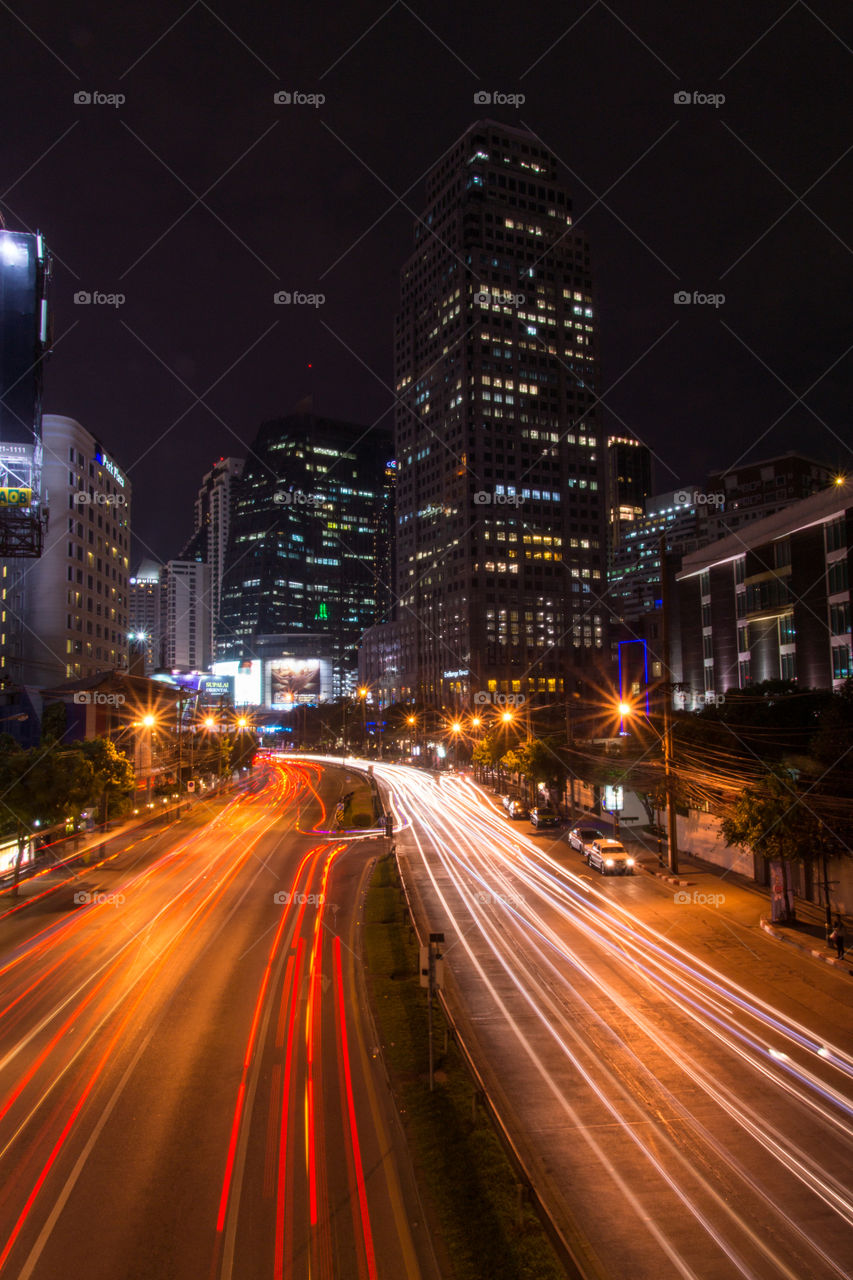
3,0,852,570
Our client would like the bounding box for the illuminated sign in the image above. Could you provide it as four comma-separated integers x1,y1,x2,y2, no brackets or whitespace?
269,659,321,707
603,785,624,812
200,675,234,703
95,449,126,487
0,487,32,506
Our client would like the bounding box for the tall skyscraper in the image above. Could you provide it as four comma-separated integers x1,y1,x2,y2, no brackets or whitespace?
217,405,392,697
188,456,244,658
393,119,607,708
607,434,652,564
163,558,211,672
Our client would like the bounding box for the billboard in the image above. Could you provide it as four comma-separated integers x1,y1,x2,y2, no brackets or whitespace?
199,674,234,704
0,231,49,446
269,659,321,707
211,659,262,706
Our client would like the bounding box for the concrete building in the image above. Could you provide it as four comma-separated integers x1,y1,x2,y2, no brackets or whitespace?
392,119,607,709
4,414,131,689
677,481,852,702
217,405,392,698
606,435,652,569
705,452,837,535
163,558,211,673
186,456,244,658
128,559,164,674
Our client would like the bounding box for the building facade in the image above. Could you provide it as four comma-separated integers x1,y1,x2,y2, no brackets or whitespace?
393,119,607,709
217,406,393,697
163,558,211,672
128,558,164,674
187,456,244,658
4,415,131,688
677,482,852,702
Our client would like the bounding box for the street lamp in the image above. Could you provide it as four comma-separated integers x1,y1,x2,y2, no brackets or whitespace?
450,719,462,769
619,701,679,874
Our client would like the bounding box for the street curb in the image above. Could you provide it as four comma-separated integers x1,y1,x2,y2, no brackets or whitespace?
759,917,853,975
638,863,691,888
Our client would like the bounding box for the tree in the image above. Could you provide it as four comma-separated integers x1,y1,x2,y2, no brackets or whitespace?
720,770,813,922
78,737,135,824
0,742,94,894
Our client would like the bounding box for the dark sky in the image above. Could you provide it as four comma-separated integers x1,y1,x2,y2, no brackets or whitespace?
3,0,852,568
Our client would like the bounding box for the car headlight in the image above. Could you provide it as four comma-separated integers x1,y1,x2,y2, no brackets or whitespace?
605,858,614,867
627,858,635,866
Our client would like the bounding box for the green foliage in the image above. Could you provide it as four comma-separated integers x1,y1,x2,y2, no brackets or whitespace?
77,737,135,821
720,769,816,864
40,701,68,743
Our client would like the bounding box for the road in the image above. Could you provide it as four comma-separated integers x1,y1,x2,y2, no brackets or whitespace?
0,760,433,1280
374,762,853,1280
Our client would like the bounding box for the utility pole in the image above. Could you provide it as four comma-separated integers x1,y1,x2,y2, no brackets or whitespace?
660,531,679,875
420,932,445,1091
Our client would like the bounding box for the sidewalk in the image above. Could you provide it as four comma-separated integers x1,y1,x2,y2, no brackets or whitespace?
556,802,853,980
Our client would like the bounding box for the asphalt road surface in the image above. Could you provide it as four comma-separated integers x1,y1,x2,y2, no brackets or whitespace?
0,761,434,1280
372,761,853,1280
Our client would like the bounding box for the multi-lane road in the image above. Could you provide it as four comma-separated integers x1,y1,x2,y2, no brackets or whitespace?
4,752,852,1280
375,762,853,1280
0,760,435,1280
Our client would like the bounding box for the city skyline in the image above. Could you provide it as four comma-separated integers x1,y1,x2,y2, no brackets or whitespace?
1,0,851,573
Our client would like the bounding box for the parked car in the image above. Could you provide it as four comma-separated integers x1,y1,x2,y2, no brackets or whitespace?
567,824,604,854
530,806,561,829
588,838,636,876
507,799,528,819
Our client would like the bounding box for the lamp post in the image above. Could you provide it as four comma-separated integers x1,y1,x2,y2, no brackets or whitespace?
619,699,679,875
358,686,369,754
450,719,462,770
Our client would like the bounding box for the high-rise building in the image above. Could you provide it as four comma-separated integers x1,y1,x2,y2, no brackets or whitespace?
607,435,652,565
163,559,211,672
185,456,244,658
3,414,131,688
393,119,607,708
705,452,836,535
128,559,164,674
0,227,51,558
217,406,392,697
